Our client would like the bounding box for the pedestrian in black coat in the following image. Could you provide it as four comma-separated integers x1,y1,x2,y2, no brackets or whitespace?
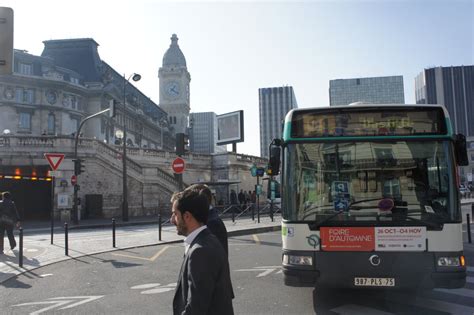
0,191,21,254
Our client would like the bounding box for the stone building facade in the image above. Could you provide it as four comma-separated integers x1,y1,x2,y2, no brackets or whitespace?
0,36,268,221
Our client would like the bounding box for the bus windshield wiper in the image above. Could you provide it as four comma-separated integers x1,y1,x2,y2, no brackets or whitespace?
311,210,345,229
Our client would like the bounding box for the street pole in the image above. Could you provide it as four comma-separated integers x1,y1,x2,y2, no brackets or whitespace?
122,74,129,222
119,73,141,222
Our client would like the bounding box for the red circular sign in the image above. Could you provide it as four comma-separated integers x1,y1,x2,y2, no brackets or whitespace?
172,157,186,174
71,175,77,186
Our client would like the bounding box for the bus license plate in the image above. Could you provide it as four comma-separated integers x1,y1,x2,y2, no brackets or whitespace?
354,277,395,287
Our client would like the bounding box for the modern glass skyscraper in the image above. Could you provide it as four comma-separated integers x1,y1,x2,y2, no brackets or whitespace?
259,86,298,158
415,66,474,137
189,112,225,154
329,75,405,106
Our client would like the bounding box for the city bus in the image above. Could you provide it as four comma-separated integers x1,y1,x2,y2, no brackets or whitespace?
267,104,468,289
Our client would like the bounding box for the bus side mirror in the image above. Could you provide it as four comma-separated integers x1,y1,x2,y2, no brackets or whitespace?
268,139,282,176
455,134,469,166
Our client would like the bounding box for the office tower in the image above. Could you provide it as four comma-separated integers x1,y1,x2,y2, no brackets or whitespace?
415,65,474,137
259,86,298,158
189,112,220,154
329,75,405,106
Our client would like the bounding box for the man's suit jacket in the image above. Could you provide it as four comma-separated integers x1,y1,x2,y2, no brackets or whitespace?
173,228,234,315
207,207,228,256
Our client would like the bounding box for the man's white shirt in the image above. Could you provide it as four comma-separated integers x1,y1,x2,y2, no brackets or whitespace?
184,225,207,254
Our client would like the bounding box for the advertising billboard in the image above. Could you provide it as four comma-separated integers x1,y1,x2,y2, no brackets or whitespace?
217,110,244,145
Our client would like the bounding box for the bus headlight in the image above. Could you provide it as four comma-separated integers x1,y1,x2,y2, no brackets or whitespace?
437,257,461,267
283,254,313,266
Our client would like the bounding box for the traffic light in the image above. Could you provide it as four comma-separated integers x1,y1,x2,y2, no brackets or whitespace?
0,7,14,76
73,159,85,175
175,133,189,156
267,146,281,176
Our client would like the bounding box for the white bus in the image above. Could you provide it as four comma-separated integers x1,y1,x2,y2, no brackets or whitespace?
268,104,468,289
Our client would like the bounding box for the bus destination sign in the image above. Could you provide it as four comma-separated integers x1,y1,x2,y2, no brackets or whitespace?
292,107,447,138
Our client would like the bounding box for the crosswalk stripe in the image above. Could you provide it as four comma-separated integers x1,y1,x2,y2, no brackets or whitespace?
434,288,474,298
467,266,474,272
411,296,474,314
467,276,474,284
331,304,394,315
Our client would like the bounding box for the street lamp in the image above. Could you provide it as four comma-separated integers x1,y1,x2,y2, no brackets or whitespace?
121,73,141,222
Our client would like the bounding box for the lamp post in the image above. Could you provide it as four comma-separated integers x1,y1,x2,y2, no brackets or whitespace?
120,73,141,222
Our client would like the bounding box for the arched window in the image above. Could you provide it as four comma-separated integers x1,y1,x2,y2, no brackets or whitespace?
47,113,55,135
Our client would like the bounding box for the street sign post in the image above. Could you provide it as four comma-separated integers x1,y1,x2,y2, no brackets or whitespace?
172,157,186,174
44,153,65,171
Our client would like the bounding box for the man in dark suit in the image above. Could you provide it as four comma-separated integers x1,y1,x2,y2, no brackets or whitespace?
186,184,228,256
171,189,234,315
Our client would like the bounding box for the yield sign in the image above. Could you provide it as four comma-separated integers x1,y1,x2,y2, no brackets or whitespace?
44,153,65,171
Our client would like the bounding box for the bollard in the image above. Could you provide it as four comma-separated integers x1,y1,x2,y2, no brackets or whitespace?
19,227,23,268
468,213,472,244
64,222,68,256
158,213,162,241
270,199,274,222
112,218,116,248
251,206,255,221
232,209,235,223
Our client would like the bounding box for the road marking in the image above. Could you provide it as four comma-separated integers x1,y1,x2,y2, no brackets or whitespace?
235,266,281,277
131,283,161,289
150,246,169,261
467,276,474,284
252,234,260,245
13,295,104,314
331,304,394,315
40,274,53,278
112,246,170,262
131,282,176,294
467,266,474,272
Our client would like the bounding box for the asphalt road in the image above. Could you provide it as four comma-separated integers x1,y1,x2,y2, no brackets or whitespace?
0,232,473,314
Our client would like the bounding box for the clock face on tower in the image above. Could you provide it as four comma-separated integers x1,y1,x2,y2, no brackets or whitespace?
165,81,181,99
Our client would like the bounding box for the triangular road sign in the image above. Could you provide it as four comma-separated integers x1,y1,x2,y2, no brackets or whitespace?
44,153,65,171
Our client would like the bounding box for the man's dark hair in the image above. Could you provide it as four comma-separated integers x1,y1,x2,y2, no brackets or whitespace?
187,184,212,204
174,189,209,224
2,191,11,199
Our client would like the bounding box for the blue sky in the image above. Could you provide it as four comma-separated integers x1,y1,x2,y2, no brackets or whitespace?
3,0,473,156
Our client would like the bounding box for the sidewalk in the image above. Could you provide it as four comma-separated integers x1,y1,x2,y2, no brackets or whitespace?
0,214,281,284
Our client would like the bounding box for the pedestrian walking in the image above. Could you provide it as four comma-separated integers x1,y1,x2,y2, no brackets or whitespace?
0,191,21,254
238,189,245,206
171,189,234,315
230,189,237,205
187,184,229,256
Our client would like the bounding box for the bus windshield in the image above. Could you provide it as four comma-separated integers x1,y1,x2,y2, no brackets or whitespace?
282,140,460,224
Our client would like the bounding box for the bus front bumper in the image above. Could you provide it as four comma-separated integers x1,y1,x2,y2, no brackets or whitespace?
282,251,466,289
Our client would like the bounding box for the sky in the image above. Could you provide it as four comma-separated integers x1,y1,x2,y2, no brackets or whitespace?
2,0,473,156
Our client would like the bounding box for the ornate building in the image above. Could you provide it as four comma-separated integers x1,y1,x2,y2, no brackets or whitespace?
158,34,191,135
0,36,267,221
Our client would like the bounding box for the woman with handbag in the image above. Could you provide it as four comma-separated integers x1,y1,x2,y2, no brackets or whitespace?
0,191,21,254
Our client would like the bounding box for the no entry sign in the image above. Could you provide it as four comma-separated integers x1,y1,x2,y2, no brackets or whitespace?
172,157,186,174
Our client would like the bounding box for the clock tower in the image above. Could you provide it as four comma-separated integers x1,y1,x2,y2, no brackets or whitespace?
159,34,191,135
